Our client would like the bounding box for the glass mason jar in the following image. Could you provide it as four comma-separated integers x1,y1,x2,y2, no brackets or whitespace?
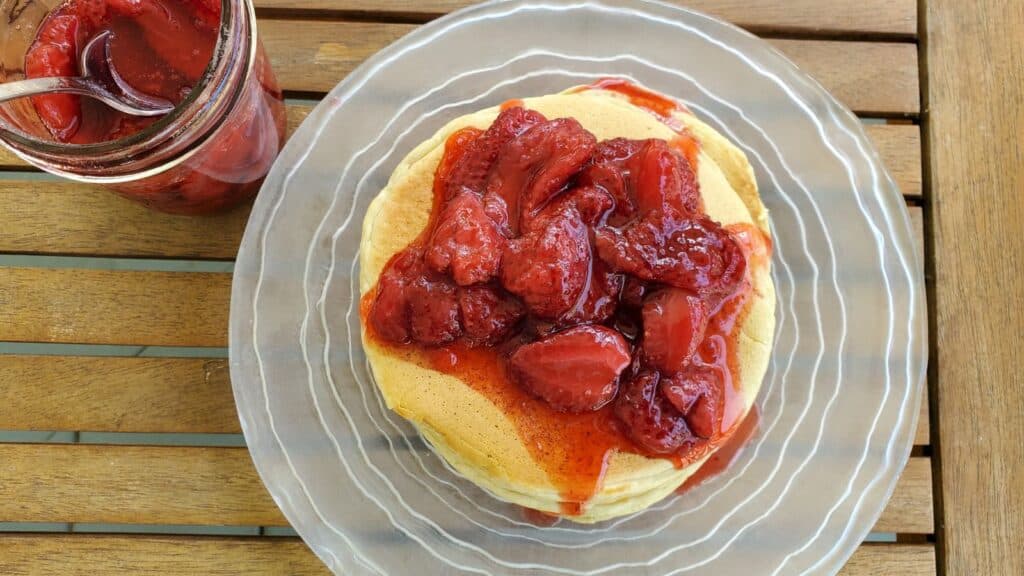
0,0,286,214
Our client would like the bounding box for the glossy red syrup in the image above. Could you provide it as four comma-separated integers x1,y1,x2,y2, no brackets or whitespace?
677,404,761,494
25,0,219,143
363,94,771,514
521,507,561,527
573,78,701,169
500,99,524,111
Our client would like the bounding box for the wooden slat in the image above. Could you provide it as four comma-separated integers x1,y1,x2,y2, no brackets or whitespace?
0,535,937,576
253,0,917,38
0,268,230,347
874,457,933,533
0,356,235,434
0,354,934,446
927,0,1024,574
840,544,936,576
260,20,919,115
0,118,921,258
767,40,919,116
0,445,287,526
0,182,251,259
866,124,922,197
261,20,413,94
0,443,932,532
0,535,330,576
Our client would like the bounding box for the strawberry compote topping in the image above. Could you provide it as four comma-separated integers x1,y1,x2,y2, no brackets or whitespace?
365,97,769,513
25,0,219,143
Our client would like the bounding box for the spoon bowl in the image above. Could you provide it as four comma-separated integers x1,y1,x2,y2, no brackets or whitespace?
0,31,175,118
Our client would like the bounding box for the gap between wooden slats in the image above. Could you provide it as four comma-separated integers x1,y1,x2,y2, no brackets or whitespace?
0,535,935,576
0,443,933,533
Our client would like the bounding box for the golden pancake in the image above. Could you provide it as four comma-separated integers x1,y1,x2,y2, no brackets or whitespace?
359,87,774,523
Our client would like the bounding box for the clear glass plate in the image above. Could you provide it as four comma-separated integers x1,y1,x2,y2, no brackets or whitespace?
228,1,927,573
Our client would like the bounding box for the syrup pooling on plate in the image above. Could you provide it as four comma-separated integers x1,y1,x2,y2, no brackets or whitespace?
364,94,770,513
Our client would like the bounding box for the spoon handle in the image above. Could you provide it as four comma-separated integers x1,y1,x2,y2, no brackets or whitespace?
0,76,171,117
0,77,101,100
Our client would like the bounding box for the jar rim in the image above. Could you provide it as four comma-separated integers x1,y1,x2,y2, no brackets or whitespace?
0,0,243,159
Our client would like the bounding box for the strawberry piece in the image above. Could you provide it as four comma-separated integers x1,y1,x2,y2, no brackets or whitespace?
25,13,87,141
500,204,590,319
631,139,700,217
524,184,614,232
434,128,484,198
370,248,462,346
661,365,724,439
369,248,424,343
458,285,525,345
594,212,746,297
577,138,644,224
578,138,700,225
483,118,597,235
406,273,462,346
445,106,546,199
560,258,624,325
614,370,697,454
641,288,708,374
425,191,505,286
510,325,631,413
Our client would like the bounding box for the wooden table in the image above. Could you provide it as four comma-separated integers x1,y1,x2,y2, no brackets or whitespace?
0,1,1019,574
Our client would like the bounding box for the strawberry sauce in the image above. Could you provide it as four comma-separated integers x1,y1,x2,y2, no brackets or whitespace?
677,404,761,494
363,88,770,514
25,0,221,143
572,78,701,170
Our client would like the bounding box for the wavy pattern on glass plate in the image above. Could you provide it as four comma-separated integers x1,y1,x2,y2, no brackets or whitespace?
229,1,927,574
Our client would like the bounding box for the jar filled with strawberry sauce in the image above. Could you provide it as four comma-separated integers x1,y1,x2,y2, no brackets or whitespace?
0,0,286,214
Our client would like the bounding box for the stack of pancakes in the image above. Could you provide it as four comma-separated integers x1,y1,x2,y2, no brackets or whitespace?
359,88,775,523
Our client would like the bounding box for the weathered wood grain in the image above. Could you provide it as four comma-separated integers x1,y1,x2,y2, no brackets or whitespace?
0,535,330,576
866,123,922,197
0,352,932,445
0,268,231,347
260,20,920,115
0,535,935,576
252,0,918,38
0,444,932,532
926,0,1024,573
839,544,935,575
874,457,934,533
0,445,287,526
0,356,235,434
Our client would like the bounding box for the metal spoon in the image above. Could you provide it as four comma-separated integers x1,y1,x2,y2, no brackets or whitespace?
0,31,175,117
